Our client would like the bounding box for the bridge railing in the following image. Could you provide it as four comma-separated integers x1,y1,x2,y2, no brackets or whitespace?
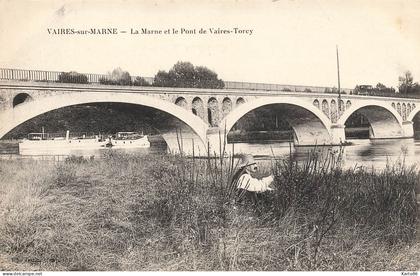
0,68,111,84
223,81,353,93
2,68,419,98
1,68,354,94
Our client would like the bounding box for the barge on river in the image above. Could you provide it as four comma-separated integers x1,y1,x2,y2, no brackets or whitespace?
106,132,150,148
19,131,107,154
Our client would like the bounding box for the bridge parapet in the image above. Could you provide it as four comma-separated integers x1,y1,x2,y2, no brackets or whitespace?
0,68,352,93
2,79,420,155
2,80,420,126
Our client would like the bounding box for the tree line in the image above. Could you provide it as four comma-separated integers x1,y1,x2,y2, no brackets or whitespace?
57,61,225,89
58,63,420,97
353,71,420,96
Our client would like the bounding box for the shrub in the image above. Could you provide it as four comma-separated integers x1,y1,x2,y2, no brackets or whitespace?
133,76,151,86
58,72,88,84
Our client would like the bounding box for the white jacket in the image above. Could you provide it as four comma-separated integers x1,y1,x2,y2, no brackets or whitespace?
237,173,274,192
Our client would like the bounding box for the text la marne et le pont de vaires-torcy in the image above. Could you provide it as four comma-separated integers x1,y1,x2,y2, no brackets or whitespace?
47,27,254,35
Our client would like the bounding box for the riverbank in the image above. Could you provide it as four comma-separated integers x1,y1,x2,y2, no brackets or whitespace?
0,151,418,271
0,140,19,154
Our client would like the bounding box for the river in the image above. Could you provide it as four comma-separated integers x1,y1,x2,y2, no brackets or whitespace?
233,138,420,170
2,138,419,170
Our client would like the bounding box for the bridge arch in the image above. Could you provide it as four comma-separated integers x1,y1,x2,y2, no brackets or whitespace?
407,104,420,121
0,92,208,145
220,97,333,146
207,97,219,127
191,97,205,120
236,97,245,106
337,101,403,139
13,93,33,107
222,97,232,118
175,97,188,109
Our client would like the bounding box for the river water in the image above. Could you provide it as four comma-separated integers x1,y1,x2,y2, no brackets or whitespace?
5,138,420,170
233,138,420,170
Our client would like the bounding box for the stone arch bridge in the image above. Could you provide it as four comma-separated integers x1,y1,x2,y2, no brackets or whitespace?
1,80,419,156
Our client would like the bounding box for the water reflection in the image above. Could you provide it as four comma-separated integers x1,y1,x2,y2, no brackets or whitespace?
18,146,166,158
232,138,420,170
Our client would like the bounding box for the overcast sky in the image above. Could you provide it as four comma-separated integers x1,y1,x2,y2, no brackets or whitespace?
1,0,420,89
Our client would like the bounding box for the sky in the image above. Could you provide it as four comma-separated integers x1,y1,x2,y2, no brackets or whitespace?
1,0,420,89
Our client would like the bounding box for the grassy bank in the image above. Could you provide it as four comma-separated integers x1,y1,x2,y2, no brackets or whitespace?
0,151,418,271
0,140,19,154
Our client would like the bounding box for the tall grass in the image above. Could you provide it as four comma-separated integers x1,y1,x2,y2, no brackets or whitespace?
0,148,418,271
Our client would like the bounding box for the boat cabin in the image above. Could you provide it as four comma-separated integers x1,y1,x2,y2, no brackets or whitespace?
115,132,144,140
27,133,50,140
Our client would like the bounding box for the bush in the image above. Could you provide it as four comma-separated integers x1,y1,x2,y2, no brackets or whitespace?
58,72,88,84
133,76,151,86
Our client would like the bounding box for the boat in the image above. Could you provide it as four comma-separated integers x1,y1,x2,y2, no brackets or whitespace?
19,131,107,153
105,132,150,148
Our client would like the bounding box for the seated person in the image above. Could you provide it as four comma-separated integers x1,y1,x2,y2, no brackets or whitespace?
231,154,274,203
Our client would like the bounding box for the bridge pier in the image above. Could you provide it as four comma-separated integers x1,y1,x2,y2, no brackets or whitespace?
368,121,404,139
330,124,346,145
161,131,207,156
402,121,414,138
206,128,231,156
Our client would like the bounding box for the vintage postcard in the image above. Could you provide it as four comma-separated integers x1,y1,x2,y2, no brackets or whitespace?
0,0,419,272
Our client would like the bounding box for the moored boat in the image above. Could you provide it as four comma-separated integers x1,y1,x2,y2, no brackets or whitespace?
19,131,107,153
106,132,150,148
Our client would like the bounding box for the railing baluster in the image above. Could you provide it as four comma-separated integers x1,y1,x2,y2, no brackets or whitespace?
0,67,365,96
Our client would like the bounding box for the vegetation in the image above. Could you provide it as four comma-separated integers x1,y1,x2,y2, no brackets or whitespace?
232,106,292,132
353,83,396,95
398,71,420,95
133,76,151,87
96,63,223,89
57,72,88,84
353,71,420,97
0,149,418,271
99,68,133,86
153,62,224,89
376,82,396,94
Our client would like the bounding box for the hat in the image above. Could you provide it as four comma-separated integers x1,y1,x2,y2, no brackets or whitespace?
237,154,256,168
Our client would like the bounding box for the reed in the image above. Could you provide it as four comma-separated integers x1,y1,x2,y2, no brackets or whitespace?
0,147,418,271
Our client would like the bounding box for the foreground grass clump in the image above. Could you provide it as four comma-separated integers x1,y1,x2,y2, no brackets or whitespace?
0,151,418,271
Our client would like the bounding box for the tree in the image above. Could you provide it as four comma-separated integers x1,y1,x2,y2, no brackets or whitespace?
194,66,224,89
375,83,395,94
133,76,151,86
153,61,224,89
376,83,386,90
99,67,132,86
153,70,173,87
398,71,420,94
